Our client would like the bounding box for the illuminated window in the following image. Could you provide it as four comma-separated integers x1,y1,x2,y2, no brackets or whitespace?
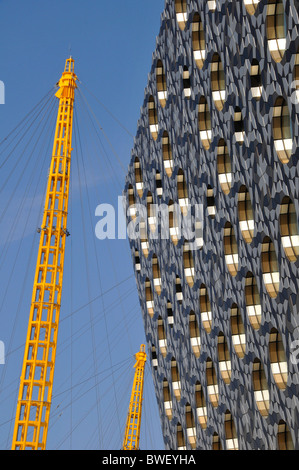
158,316,167,357
280,196,299,262
186,403,196,449
145,278,154,317
177,423,187,450
162,131,174,177
171,357,181,401
128,184,137,220
156,59,167,107
148,95,159,140
167,300,174,328
207,185,216,219
147,191,157,234
224,410,239,450
152,254,162,295
169,200,180,246
234,106,245,144
192,13,206,70
269,328,288,390
177,169,189,215
199,284,212,333
163,379,173,420
245,272,262,330
252,358,270,417
273,96,293,164
277,420,294,450
231,303,246,358
261,236,280,298
140,220,149,258
212,432,222,450
211,53,226,111
175,0,188,31
206,358,219,407
183,66,191,98
155,170,163,198
134,249,140,272
134,157,143,197
151,345,158,370
266,0,287,63
218,332,232,384
244,0,260,15
175,276,183,304
238,185,255,244
183,242,195,288
208,1,217,11
250,59,262,100
217,139,232,195
189,311,201,358
198,96,212,150
224,222,239,277
195,382,207,430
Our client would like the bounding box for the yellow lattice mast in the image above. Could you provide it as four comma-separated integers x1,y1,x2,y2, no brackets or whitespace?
122,345,147,450
11,58,77,450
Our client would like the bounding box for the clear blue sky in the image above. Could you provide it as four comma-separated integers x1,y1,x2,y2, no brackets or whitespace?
0,0,165,450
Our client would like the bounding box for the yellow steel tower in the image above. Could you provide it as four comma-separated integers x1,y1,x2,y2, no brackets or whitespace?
11,58,77,450
122,345,147,450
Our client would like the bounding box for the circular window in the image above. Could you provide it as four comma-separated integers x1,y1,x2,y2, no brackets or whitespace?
211,53,226,111
261,236,280,298
252,358,270,417
198,96,212,150
266,0,287,63
250,59,262,100
224,222,239,277
238,185,255,244
245,272,262,330
192,13,206,70
156,59,167,107
273,96,293,164
217,139,232,195
280,196,299,262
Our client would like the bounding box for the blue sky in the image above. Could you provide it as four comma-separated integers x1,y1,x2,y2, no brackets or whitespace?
0,0,165,450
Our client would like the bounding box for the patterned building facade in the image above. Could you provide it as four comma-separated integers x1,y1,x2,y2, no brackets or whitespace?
125,0,299,450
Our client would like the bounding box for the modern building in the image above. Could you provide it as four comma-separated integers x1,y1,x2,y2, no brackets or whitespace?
124,0,299,450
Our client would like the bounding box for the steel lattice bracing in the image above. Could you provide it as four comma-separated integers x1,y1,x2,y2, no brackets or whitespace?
122,345,147,451
11,58,77,450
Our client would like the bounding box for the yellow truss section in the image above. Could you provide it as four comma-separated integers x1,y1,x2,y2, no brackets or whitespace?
11,58,77,450
122,345,147,451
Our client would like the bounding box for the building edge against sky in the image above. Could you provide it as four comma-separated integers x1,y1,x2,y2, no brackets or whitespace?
124,0,299,450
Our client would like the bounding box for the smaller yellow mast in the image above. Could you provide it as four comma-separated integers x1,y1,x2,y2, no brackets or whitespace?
122,345,147,450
